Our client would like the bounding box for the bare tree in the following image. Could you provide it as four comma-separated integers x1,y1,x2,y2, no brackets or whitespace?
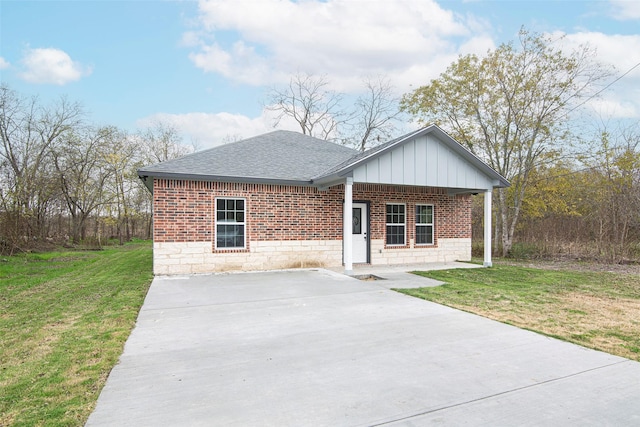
0,86,198,250
52,126,113,244
0,85,83,251
101,127,136,244
138,121,192,163
221,133,244,145
583,125,640,259
353,76,402,152
266,72,348,140
136,121,194,238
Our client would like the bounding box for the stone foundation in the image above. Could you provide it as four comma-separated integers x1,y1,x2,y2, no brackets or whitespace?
153,238,471,275
370,238,471,265
153,240,343,275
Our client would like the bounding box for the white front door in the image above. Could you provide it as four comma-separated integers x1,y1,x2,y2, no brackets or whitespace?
351,203,368,263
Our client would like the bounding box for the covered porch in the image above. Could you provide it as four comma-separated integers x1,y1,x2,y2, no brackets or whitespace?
312,125,508,275
341,177,494,274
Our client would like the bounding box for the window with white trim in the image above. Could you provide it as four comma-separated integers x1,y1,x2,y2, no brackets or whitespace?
416,204,434,245
386,203,406,245
215,198,245,249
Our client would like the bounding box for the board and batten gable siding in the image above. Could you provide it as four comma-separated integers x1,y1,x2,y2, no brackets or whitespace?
352,134,496,189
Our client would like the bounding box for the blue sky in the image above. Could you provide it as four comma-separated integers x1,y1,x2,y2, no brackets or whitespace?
1,0,639,148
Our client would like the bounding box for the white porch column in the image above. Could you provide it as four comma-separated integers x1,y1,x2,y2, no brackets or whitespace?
484,189,493,267
343,177,353,274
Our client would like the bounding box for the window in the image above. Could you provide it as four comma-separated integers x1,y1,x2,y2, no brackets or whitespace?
215,198,245,249
416,205,434,245
386,203,405,245
353,207,362,234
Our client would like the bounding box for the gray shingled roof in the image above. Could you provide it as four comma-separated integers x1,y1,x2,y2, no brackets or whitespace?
138,130,358,185
138,126,509,190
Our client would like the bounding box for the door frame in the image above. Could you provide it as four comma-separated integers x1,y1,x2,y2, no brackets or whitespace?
348,200,370,264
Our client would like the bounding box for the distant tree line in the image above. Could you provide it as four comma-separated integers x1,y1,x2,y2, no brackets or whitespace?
500,126,640,262
2,27,639,262
0,85,192,254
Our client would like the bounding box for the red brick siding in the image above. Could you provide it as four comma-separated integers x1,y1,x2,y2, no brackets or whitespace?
352,184,472,248
153,179,471,248
248,185,344,241
153,180,213,243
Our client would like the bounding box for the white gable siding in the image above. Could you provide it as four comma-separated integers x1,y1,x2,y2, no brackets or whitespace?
352,135,495,190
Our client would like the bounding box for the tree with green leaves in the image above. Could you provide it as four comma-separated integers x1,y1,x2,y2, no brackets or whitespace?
401,28,611,256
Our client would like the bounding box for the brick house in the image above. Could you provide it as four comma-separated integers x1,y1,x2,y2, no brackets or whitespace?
138,125,509,275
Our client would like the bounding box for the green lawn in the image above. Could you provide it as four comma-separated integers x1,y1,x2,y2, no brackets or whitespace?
0,242,153,427
399,264,640,361
3,247,639,425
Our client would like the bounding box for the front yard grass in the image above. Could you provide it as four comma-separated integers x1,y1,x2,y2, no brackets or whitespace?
0,242,153,426
3,247,639,425
399,264,640,361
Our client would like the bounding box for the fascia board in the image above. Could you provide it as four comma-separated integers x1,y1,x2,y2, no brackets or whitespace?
136,170,315,188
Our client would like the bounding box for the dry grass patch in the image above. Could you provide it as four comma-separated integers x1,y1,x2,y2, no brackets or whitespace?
400,263,640,361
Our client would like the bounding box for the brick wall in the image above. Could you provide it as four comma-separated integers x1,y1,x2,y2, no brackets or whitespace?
153,180,213,242
153,180,345,246
152,179,472,273
352,184,471,247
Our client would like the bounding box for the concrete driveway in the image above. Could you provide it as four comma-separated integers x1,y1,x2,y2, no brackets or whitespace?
87,268,640,426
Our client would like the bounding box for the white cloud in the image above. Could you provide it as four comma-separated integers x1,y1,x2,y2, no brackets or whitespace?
549,31,640,119
189,40,271,85
609,0,640,20
0,57,9,69
137,108,302,149
186,0,494,93
176,0,640,133
19,47,92,85
180,31,202,47
560,32,640,72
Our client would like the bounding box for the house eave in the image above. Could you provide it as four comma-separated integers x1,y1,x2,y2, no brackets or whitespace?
312,171,352,189
137,170,314,192
446,188,486,196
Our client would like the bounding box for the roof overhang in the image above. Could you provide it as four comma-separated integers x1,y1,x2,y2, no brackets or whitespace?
138,124,510,194
446,187,491,195
137,170,315,193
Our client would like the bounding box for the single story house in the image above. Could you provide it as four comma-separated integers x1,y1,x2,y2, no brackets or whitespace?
138,125,509,275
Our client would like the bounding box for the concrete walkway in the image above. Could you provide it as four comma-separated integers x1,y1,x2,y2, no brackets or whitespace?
87,268,640,426
331,261,482,289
